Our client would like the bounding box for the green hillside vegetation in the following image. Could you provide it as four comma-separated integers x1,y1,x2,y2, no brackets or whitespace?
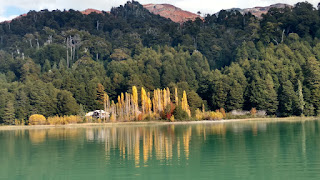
1,1,320,124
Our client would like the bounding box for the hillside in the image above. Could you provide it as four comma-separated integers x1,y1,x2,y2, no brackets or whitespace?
81,9,104,15
241,3,292,18
1,1,320,124
143,4,201,23
219,3,292,18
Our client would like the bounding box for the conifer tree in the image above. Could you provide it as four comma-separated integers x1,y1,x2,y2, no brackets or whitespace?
227,80,244,111
279,80,298,116
3,100,15,125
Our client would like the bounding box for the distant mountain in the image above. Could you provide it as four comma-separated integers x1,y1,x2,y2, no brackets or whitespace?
143,4,202,23
241,3,292,17
2,9,105,23
81,9,104,15
219,3,292,18
1,3,291,24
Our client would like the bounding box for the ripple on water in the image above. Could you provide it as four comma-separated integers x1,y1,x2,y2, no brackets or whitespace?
1,120,320,179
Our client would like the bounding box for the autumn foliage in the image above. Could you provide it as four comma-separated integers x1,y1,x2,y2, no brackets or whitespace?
47,116,83,125
29,114,46,125
95,86,192,121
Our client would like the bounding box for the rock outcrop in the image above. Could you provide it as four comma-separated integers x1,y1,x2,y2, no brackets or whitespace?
143,4,202,23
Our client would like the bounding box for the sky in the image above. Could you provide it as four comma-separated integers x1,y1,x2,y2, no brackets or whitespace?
0,0,319,22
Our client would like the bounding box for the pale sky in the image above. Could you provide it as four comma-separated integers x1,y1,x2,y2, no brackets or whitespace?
0,0,319,22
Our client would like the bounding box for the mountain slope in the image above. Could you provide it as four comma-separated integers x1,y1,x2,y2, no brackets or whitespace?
242,3,292,17
219,3,292,18
143,4,201,23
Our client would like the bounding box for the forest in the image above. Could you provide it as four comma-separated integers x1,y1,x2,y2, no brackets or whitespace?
1,1,320,124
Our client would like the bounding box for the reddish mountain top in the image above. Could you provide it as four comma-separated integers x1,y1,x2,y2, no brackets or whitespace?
143,4,202,23
81,9,103,15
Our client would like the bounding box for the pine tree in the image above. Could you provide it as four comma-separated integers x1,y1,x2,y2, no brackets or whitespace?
279,80,298,116
227,80,244,111
249,74,278,114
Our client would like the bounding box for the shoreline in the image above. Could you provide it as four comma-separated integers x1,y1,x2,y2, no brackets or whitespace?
0,116,317,131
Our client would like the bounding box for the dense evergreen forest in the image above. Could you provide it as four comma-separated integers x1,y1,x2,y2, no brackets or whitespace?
1,1,320,124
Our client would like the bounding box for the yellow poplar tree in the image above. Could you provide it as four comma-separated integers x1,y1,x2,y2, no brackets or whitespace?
103,92,109,122
181,90,191,117
175,88,179,106
141,87,147,114
166,87,171,105
110,100,116,122
147,92,152,114
132,86,139,120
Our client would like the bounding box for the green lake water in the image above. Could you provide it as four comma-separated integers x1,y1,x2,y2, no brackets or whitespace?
1,119,320,179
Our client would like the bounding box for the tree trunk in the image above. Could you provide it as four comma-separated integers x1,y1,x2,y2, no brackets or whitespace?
66,38,69,68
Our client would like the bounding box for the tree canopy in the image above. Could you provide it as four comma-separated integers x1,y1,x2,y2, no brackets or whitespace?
1,1,320,123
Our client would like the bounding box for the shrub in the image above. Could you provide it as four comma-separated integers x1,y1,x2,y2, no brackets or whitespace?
195,109,224,120
162,103,175,120
209,111,223,120
170,115,175,122
195,109,203,120
220,108,226,118
173,106,189,121
47,115,83,125
250,108,257,116
29,114,47,125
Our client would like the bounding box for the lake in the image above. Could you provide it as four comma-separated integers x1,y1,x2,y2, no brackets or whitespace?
1,119,320,179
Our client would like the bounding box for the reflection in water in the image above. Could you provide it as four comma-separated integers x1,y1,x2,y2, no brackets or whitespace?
1,119,320,179
29,128,82,144
82,122,272,166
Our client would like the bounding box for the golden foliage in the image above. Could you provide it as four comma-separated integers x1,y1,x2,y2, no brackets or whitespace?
220,108,226,118
95,85,192,122
175,87,179,106
110,113,116,122
195,109,223,120
181,91,191,117
141,87,147,114
209,111,224,120
47,115,83,125
250,108,257,116
170,115,175,122
29,114,47,125
15,119,25,126
195,109,203,120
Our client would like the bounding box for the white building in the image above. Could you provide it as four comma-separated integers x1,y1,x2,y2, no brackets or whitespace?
85,110,109,119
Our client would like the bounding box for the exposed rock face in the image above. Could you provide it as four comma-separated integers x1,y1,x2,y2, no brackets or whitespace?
219,3,292,18
241,3,292,17
143,4,202,23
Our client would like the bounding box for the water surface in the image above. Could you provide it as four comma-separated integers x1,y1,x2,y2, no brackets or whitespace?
1,120,320,179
